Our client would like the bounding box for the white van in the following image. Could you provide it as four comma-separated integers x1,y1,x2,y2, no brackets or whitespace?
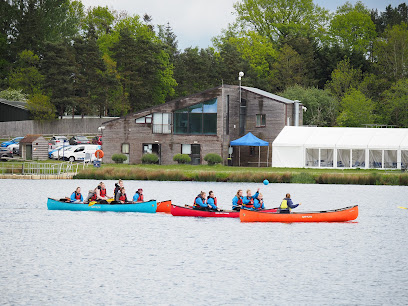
64,144,101,162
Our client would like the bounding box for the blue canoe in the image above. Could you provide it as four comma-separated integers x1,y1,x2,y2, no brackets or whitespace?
47,198,157,213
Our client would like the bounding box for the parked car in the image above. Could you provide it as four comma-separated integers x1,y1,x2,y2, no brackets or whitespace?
1,136,24,148
48,144,70,159
69,135,90,145
7,143,19,155
63,144,101,162
49,136,68,146
92,135,102,145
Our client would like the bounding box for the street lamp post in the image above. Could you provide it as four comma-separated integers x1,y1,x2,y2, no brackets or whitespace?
238,71,244,105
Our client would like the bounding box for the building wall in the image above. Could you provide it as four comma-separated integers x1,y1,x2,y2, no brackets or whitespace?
0,118,111,138
102,85,303,166
0,103,30,122
20,137,49,161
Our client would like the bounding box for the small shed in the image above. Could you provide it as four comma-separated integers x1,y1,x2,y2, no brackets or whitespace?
19,135,49,160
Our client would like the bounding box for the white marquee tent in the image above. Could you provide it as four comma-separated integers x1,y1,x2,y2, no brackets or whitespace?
272,126,408,169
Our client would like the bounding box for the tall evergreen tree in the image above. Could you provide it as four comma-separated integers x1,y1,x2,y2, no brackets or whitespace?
41,41,76,118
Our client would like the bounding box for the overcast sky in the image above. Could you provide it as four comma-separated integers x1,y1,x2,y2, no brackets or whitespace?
81,0,404,50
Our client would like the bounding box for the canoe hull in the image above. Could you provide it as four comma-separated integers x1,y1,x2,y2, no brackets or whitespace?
156,200,172,213
47,198,157,213
171,205,277,218
240,205,358,222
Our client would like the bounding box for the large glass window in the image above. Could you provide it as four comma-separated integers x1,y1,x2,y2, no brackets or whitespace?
352,149,365,168
173,99,217,135
135,114,152,124
384,150,397,168
369,150,383,168
402,150,408,170
320,149,334,167
306,148,319,167
153,113,171,134
337,149,350,168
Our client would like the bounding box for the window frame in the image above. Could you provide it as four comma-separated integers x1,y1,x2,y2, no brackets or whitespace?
256,114,266,128
121,143,130,154
135,114,152,124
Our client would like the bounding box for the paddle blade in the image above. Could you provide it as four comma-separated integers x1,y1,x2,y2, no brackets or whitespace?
88,201,96,206
398,206,407,210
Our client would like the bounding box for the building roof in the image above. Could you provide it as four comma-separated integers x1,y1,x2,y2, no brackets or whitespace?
20,134,44,144
242,86,295,104
0,99,28,110
102,84,297,125
273,126,408,150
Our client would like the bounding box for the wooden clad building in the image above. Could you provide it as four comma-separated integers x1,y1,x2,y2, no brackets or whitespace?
19,135,49,161
102,85,303,166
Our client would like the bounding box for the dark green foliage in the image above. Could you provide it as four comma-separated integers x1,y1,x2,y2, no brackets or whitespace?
111,153,128,164
41,40,76,118
204,153,222,165
141,153,159,164
173,154,191,164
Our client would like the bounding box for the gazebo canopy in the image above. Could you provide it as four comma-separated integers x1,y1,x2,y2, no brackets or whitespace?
230,132,269,146
230,132,269,167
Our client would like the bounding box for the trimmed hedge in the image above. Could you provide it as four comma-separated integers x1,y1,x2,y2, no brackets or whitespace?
204,153,222,165
111,153,127,164
173,153,191,164
142,153,159,164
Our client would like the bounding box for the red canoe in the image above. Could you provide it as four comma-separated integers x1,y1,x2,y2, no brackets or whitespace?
157,200,172,213
240,205,358,222
171,205,277,218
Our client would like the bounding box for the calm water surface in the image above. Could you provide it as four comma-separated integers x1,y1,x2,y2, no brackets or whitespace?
1,179,407,305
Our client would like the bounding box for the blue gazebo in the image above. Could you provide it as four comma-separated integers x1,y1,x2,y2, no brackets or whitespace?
230,132,269,167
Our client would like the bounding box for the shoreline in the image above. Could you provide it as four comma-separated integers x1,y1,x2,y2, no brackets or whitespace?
74,165,408,186
2,164,407,186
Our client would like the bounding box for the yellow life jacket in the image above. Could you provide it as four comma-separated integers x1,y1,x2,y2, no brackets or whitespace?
280,199,290,211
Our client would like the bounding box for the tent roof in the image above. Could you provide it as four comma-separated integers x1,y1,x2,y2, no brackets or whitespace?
273,126,408,149
230,132,269,146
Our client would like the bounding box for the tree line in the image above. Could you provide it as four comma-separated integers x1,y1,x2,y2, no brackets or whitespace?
0,0,407,127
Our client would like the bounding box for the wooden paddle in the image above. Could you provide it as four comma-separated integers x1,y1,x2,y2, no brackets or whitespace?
398,206,407,210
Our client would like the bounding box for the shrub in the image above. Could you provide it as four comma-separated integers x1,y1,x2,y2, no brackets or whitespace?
112,153,127,164
173,153,191,164
204,153,222,165
142,153,159,164
291,172,316,184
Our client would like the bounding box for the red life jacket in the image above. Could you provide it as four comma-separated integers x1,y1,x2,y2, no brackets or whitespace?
237,197,243,205
194,195,205,207
75,192,81,200
136,192,143,202
91,192,97,201
243,196,254,208
214,197,217,206
100,188,107,197
255,199,264,210
119,194,126,202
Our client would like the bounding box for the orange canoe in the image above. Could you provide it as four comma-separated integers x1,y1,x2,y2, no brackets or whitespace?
156,200,172,213
240,205,358,223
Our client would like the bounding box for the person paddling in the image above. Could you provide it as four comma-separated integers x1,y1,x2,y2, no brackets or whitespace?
114,179,124,199
253,193,265,210
232,189,244,211
90,182,110,204
279,193,301,213
70,187,83,203
242,188,260,209
207,191,220,211
194,191,211,210
115,187,128,204
133,188,144,202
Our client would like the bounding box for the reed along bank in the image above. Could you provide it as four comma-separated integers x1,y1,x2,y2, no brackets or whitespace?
74,164,408,186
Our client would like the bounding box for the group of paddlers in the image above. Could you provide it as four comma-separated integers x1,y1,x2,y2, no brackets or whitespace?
193,188,301,212
69,179,144,204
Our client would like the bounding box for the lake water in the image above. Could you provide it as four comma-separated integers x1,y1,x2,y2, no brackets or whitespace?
1,179,407,305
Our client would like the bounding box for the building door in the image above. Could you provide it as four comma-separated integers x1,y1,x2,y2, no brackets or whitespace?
191,144,201,165
26,144,32,160
143,143,161,164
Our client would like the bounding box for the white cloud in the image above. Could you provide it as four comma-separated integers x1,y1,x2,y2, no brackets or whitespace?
80,0,237,50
